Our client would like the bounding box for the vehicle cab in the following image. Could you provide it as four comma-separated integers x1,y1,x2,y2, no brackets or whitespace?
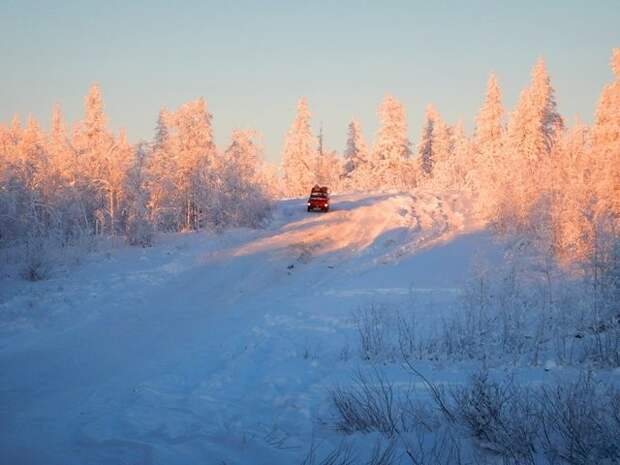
307,185,329,212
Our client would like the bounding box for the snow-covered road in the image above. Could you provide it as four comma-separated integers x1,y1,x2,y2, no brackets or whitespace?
0,192,501,465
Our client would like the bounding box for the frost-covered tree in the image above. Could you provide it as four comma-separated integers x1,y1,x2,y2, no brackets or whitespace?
16,116,50,232
418,109,435,178
106,128,133,234
144,100,273,232
591,48,620,222
281,98,317,197
472,73,505,215
173,98,215,230
549,122,595,262
344,119,368,172
370,95,412,189
147,108,180,230
75,84,113,160
343,119,368,174
503,58,564,225
220,129,272,227
71,84,116,234
417,104,450,182
344,119,376,191
49,105,71,182
125,142,153,246
473,73,504,157
444,120,472,190
318,149,344,192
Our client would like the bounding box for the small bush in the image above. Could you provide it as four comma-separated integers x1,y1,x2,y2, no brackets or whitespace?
354,304,394,361
540,374,620,465
126,215,153,247
330,370,407,436
329,366,620,465
300,440,398,465
450,371,538,463
21,234,54,281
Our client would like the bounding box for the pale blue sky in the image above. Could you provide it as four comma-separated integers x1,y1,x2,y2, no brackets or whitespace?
1,1,619,162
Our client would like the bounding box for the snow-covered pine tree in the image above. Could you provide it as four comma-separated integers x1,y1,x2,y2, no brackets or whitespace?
504,58,563,227
472,73,505,216
549,121,594,263
49,105,72,185
343,118,369,185
281,98,317,197
446,120,471,190
591,48,620,223
418,108,435,178
417,104,450,183
71,84,115,234
371,95,412,190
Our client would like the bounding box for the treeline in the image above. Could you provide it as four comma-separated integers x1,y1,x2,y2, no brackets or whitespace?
0,87,277,258
281,50,620,264
1,49,618,278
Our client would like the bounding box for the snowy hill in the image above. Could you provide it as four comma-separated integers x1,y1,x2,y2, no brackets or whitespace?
0,192,570,464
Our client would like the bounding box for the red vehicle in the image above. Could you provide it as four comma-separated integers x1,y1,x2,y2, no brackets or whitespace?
307,185,330,212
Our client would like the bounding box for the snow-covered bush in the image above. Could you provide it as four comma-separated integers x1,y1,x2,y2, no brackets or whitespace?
126,215,153,247
328,367,620,465
330,370,407,436
20,233,55,281
354,305,395,361
450,372,538,463
300,440,398,465
540,374,620,465
351,240,620,369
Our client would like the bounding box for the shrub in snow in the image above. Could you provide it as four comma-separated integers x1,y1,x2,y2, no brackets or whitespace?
126,215,153,247
300,439,398,465
352,240,620,369
21,234,54,281
449,371,538,462
354,304,395,361
330,370,407,436
540,374,620,465
329,367,620,465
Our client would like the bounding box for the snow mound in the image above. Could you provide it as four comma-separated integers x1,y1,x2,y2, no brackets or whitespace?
234,190,477,264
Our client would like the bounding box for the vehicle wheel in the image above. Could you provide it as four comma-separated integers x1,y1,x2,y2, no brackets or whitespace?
324,207,329,213
307,207,311,212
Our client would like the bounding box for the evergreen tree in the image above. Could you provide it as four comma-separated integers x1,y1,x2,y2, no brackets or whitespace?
504,58,563,225
281,98,317,197
343,119,372,191
591,48,620,221
550,121,594,262
371,95,412,189
472,73,505,214
417,105,449,181
343,119,369,175
71,84,115,234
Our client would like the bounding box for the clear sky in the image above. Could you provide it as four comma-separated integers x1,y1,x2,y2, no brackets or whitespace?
1,0,619,163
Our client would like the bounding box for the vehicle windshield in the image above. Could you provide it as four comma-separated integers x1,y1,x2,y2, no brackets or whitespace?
310,193,327,198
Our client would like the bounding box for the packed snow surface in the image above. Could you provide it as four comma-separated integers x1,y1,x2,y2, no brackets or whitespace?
1,192,503,465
